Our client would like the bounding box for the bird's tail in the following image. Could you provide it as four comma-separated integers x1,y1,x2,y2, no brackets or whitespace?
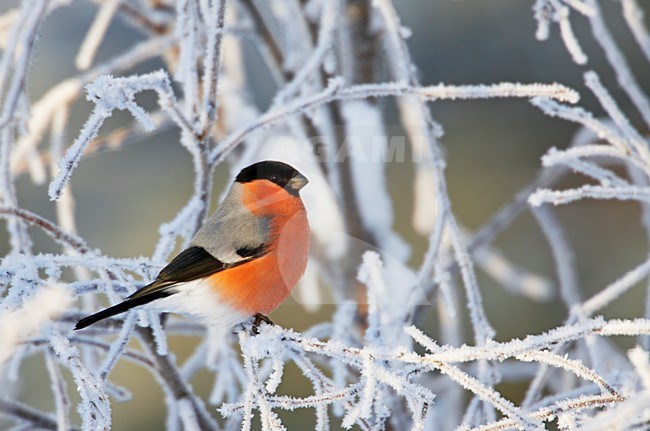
74,289,172,330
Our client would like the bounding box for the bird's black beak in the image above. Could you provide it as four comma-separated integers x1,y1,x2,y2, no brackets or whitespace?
288,172,309,191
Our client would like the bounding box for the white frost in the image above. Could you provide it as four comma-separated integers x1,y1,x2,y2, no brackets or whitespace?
0,285,72,367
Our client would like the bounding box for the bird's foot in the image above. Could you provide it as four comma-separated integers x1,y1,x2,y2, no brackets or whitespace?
252,313,273,335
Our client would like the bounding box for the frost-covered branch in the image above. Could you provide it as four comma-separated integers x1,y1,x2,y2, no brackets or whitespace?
210,80,578,164
214,313,645,430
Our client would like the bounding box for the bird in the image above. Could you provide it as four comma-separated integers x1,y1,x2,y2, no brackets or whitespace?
74,160,310,332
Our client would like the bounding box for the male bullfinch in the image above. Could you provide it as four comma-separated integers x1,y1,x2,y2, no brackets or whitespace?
75,160,310,331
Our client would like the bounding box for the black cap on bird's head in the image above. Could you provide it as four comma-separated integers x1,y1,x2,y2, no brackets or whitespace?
236,161,309,195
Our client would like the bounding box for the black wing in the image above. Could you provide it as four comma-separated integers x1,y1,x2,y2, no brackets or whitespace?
74,246,226,330
131,246,227,300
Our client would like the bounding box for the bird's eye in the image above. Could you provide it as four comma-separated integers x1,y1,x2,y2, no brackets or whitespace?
270,174,280,183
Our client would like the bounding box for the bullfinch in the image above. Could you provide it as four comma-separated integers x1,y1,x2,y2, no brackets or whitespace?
75,160,310,331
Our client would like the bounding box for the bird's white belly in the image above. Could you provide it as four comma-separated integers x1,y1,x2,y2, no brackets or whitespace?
145,278,248,328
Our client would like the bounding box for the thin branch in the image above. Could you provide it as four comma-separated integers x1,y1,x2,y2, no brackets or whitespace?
137,328,219,431
209,81,578,164
0,206,90,253
0,398,79,431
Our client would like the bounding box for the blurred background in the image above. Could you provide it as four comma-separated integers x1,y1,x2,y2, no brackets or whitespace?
2,0,649,429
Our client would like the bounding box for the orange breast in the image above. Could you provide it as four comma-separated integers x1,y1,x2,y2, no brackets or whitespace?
208,185,310,315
